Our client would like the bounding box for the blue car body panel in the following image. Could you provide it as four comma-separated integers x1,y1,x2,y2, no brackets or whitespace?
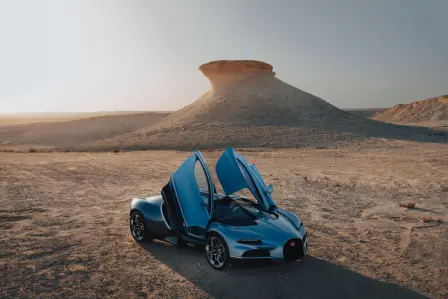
216,147,276,212
130,147,308,261
131,195,173,236
208,210,307,259
171,150,214,229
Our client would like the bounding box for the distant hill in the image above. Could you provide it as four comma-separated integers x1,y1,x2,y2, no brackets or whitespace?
343,108,385,118
373,95,448,123
0,112,169,148
80,60,440,151
0,111,170,126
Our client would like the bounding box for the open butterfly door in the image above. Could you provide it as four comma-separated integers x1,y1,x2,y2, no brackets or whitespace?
215,147,276,212
171,150,215,231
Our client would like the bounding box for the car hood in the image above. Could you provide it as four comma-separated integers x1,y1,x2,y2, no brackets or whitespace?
226,211,303,243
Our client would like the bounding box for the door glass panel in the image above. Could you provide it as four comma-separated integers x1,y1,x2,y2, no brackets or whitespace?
237,159,262,200
194,159,211,213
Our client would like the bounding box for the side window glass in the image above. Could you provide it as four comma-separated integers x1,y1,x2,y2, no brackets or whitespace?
237,160,262,200
194,160,211,212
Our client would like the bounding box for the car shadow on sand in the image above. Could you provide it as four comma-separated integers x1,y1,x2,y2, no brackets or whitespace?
140,240,428,299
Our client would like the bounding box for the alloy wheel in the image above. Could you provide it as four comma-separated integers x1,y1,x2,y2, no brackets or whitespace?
130,213,145,241
206,236,227,269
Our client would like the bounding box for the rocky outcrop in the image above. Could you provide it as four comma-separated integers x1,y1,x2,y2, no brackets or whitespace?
199,60,276,93
373,96,448,123
81,60,443,151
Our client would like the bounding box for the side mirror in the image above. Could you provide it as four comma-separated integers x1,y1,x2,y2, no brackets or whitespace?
266,184,274,194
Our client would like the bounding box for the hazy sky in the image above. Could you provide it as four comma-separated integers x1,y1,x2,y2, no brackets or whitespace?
1,0,447,113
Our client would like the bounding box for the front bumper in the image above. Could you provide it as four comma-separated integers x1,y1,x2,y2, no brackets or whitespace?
231,232,308,261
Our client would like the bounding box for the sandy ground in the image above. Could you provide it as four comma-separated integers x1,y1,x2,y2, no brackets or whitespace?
1,141,447,298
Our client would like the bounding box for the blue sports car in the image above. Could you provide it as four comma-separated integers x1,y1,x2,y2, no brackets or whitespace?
130,147,308,270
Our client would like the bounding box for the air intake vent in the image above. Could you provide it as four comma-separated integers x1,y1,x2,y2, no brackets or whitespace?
242,249,270,257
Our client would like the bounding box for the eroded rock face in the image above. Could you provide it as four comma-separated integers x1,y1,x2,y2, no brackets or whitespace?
80,60,443,151
199,60,276,92
374,95,448,122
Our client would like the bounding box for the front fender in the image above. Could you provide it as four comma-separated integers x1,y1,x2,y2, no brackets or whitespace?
207,222,285,259
277,208,306,235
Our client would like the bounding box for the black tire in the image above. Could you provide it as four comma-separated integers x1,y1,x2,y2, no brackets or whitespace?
130,211,150,242
205,232,230,270
176,236,188,248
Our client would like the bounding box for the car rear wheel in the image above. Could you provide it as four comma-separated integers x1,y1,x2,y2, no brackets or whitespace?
130,211,149,242
205,233,229,270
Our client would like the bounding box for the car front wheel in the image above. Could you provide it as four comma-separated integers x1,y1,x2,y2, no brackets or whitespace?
205,233,230,270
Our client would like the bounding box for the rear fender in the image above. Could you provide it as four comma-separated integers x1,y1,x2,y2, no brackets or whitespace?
131,196,172,236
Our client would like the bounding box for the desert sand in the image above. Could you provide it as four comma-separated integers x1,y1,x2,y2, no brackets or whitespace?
0,141,447,298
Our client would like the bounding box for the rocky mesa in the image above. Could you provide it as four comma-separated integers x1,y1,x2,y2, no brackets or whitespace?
373,95,448,123
80,60,441,151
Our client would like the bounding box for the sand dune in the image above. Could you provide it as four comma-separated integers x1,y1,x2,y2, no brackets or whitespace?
83,60,442,151
373,95,448,123
0,112,168,148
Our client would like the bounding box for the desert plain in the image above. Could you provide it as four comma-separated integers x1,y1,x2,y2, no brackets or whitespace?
0,140,447,299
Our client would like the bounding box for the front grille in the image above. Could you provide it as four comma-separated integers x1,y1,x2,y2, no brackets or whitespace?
283,238,304,261
242,249,270,257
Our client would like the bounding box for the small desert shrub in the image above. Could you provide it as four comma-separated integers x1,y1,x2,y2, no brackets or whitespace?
399,202,416,209
29,148,37,153
331,188,340,194
421,217,443,224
